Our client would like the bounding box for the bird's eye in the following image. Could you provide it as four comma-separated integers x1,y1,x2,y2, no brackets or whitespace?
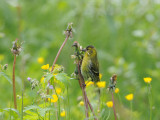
90,50,93,54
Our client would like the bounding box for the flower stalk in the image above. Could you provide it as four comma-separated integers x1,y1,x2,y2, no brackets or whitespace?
51,23,73,72
108,74,117,120
147,83,152,120
11,39,21,109
46,23,73,103
12,55,17,109
111,92,117,120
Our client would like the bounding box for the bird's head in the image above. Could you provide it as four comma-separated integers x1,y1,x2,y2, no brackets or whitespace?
83,45,97,58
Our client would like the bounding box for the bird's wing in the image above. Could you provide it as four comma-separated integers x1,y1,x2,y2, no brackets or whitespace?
88,62,99,82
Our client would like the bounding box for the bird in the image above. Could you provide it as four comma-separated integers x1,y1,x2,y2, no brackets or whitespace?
81,45,101,112
81,45,100,82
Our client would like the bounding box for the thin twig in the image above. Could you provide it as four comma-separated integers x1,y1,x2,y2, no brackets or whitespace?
13,55,17,109
111,92,117,120
67,86,70,120
51,34,70,72
21,91,23,120
77,61,89,118
78,76,97,119
78,80,97,120
47,24,72,101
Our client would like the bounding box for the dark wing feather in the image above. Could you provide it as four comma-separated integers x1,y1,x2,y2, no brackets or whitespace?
88,62,99,82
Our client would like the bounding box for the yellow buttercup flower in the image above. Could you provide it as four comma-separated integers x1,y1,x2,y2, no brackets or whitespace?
41,64,49,70
37,57,44,64
125,94,133,101
0,54,4,61
96,81,106,88
115,88,119,93
48,94,58,103
99,73,102,80
52,94,58,102
144,77,152,84
40,77,45,83
106,101,113,108
60,110,65,117
85,81,94,87
55,88,61,95
79,101,84,106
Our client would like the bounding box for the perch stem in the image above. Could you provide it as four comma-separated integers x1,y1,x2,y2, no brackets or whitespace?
111,92,117,120
51,34,70,72
77,62,89,118
12,55,17,109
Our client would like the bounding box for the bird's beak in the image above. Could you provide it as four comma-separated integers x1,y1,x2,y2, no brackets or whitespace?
82,48,86,52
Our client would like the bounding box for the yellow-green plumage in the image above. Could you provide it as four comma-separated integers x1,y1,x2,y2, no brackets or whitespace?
81,45,99,82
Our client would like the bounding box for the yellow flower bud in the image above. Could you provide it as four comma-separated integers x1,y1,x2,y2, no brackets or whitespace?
55,88,61,95
115,88,119,93
79,101,84,106
37,57,44,64
96,81,106,88
106,101,113,108
41,64,49,70
60,110,65,117
144,77,152,84
125,94,133,101
48,94,58,103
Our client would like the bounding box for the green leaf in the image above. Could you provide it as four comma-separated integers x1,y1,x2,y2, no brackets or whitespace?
0,72,12,84
38,107,54,117
3,108,19,115
54,73,70,84
54,73,71,90
23,105,40,112
45,73,53,82
23,111,39,120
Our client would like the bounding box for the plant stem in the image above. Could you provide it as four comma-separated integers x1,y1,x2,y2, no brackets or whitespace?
53,85,60,120
49,98,51,120
10,102,11,120
111,92,117,120
45,100,46,120
58,97,61,119
12,55,17,109
130,101,132,120
77,62,89,118
77,67,97,120
67,86,70,120
147,84,152,120
21,91,23,120
48,26,72,103
51,34,70,72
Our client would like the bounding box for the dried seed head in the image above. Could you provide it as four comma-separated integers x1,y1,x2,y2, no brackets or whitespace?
11,39,22,55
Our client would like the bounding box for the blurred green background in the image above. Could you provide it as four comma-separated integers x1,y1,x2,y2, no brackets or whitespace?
0,0,160,119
